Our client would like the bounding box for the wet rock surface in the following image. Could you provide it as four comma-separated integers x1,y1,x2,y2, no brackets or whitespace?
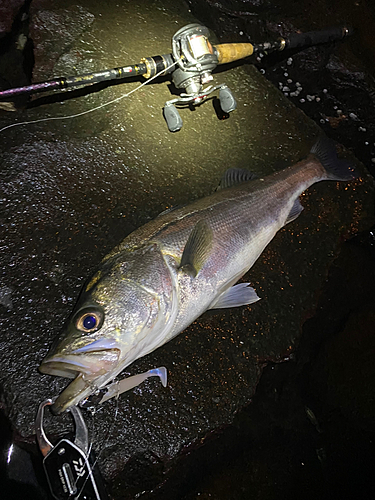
166,230,375,500
187,0,375,177
30,3,95,82
0,0,33,107
0,0,375,499
0,0,26,36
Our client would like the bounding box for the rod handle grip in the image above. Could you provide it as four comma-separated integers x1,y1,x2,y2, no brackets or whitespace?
284,26,353,50
214,43,254,64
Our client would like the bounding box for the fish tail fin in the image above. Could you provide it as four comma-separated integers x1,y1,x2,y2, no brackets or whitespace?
311,136,358,181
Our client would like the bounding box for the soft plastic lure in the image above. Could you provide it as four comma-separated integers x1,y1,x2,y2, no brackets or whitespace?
99,367,168,404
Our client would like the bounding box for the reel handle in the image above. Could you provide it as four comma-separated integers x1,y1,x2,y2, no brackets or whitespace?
163,103,183,132
219,86,237,114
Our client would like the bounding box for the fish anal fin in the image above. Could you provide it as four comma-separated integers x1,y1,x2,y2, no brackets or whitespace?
285,198,304,225
209,282,260,309
179,220,213,277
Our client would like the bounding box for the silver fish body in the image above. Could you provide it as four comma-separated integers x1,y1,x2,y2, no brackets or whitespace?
39,138,356,413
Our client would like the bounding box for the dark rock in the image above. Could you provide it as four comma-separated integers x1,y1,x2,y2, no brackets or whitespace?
0,0,26,37
29,1,95,81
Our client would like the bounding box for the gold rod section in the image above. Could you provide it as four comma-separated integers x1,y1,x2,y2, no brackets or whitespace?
214,43,255,64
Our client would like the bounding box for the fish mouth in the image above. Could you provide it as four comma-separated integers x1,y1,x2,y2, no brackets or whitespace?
39,340,121,414
39,355,98,379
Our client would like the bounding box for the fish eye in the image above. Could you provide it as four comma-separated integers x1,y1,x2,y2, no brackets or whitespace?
75,308,104,333
83,315,97,330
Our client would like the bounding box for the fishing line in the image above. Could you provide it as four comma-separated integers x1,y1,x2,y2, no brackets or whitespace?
74,396,120,499
0,58,178,134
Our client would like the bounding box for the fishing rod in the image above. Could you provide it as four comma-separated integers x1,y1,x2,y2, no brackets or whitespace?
0,24,352,132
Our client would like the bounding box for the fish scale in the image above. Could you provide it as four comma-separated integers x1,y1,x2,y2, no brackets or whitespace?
39,137,357,414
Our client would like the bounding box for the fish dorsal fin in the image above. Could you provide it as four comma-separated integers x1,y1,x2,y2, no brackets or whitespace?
285,197,304,225
217,168,257,190
179,220,213,277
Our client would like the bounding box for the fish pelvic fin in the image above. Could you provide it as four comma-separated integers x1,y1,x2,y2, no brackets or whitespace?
179,220,213,277
311,136,358,181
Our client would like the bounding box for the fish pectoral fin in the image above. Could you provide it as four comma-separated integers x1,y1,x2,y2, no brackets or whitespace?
179,220,213,277
285,197,304,225
217,167,257,190
209,282,261,309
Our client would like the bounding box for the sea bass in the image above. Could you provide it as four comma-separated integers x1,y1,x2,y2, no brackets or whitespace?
39,137,357,413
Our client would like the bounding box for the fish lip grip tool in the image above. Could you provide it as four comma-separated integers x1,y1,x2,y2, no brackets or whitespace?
35,368,167,498
35,399,107,500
